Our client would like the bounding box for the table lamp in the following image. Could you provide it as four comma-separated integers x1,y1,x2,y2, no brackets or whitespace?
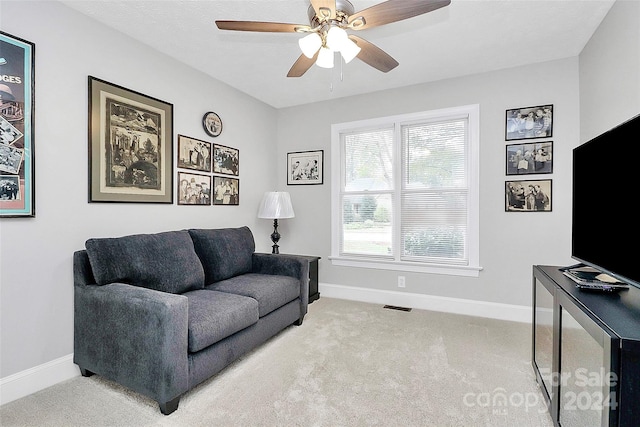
257,191,295,254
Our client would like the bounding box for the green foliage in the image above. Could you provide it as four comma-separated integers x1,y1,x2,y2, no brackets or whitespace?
403,227,464,259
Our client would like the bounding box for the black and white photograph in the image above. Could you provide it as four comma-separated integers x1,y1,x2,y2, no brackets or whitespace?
0,175,20,201
178,135,211,172
287,150,323,185
505,104,553,141
0,143,24,174
178,171,211,205
213,143,239,176
213,176,239,205
506,141,553,175
505,179,552,212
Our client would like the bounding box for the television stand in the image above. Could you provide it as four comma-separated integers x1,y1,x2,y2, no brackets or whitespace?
532,265,640,426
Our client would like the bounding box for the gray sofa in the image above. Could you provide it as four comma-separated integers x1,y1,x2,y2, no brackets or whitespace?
73,226,309,415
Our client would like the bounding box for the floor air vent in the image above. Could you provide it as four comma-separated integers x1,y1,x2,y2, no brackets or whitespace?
383,305,412,312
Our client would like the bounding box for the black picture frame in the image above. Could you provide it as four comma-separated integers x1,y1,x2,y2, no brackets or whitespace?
213,176,239,205
287,150,323,185
177,171,211,205
0,31,35,217
505,104,553,141
88,76,173,203
506,141,553,175
178,135,211,172
213,143,239,176
505,179,552,212
202,111,222,137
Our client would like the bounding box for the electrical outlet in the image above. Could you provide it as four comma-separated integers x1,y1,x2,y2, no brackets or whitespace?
398,276,406,288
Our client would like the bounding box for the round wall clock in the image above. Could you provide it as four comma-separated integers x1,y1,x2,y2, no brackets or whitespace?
202,111,223,137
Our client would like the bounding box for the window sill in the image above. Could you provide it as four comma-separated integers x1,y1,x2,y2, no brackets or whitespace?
329,256,483,277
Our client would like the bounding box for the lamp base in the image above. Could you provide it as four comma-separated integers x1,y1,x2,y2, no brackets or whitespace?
270,219,281,254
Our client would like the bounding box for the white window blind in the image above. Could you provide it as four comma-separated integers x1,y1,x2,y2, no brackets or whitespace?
331,105,480,276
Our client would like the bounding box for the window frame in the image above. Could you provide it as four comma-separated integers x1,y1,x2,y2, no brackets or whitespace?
330,105,481,277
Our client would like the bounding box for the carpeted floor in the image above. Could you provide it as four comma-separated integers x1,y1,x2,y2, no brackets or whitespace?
0,297,553,426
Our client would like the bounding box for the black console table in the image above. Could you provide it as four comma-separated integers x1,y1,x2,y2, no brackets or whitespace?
277,254,320,304
532,265,640,427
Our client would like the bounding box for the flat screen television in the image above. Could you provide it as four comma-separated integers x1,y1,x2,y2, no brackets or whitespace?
572,113,640,288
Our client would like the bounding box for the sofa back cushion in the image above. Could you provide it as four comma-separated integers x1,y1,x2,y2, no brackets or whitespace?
85,230,205,294
188,227,255,283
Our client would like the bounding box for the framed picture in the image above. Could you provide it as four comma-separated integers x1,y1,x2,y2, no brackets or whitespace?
506,141,553,175
177,171,211,205
213,143,239,176
88,76,173,203
287,150,323,185
202,111,222,137
505,104,553,141
178,135,211,172
0,31,35,217
213,176,239,205
505,179,552,212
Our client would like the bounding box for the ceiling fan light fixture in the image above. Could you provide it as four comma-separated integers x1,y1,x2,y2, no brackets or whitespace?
340,38,361,63
316,47,334,68
299,32,322,58
326,26,349,52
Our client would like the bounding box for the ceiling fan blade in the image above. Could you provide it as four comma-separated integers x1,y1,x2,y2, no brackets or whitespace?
216,20,311,33
348,0,450,30
287,51,319,77
349,35,399,73
310,0,337,20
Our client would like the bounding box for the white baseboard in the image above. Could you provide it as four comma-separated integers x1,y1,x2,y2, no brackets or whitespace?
0,354,79,406
318,282,531,323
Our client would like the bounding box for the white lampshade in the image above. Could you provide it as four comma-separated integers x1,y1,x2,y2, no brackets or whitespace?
258,192,295,219
298,32,322,58
340,38,361,63
326,26,348,52
316,47,334,68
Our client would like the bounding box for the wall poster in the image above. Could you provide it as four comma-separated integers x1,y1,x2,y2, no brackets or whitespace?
0,31,35,217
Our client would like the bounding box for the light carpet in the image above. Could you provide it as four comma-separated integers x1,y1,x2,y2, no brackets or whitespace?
0,297,553,426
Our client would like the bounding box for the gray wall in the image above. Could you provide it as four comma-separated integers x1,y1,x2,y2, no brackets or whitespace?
1,0,638,388
0,1,279,378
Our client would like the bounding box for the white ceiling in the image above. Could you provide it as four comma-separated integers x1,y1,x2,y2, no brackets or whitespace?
60,0,615,109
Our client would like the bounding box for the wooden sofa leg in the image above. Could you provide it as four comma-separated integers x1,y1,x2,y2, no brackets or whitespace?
79,367,94,377
159,397,180,415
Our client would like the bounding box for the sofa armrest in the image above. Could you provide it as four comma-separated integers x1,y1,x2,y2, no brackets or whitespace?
73,281,189,405
252,253,310,311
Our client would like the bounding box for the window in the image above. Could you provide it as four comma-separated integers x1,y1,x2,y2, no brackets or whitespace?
330,105,480,276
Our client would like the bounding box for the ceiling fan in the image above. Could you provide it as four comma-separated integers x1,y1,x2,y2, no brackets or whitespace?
215,0,451,77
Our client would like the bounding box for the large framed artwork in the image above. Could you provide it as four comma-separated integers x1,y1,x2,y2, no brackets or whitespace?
506,141,553,175
0,31,35,217
88,76,173,203
505,179,552,212
287,150,323,185
505,104,553,141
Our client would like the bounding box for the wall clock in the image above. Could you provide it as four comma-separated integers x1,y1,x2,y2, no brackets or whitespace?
202,111,223,137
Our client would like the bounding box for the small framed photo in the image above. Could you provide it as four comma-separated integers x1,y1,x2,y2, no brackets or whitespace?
506,141,553,175
202,111,222,137
505,104,553,141
88,76,173,203
213,177,239,205
177,135,211,172
213,143,239,176
178,171,211,205
287,150,323,185
505,179,552,212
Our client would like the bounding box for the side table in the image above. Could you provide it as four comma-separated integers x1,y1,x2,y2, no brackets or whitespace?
275,254,320,303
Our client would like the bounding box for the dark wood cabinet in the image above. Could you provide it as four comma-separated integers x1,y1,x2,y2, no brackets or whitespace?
532,265,640,427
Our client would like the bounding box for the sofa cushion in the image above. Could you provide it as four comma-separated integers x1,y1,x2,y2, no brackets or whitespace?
85,230,205,294
206,273,299,317
188,227,255,283
182,290,259,353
